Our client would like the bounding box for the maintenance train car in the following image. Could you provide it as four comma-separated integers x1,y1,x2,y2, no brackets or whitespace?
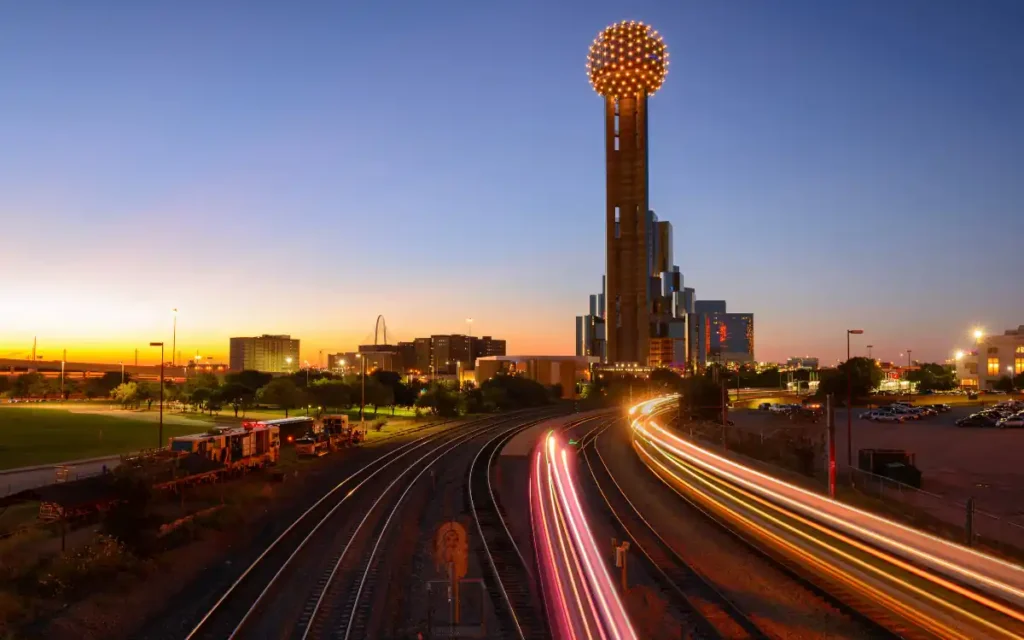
169,422,281,471
243,416,317,445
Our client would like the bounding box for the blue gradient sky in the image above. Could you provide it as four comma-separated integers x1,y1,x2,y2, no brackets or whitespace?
1,1,1022,365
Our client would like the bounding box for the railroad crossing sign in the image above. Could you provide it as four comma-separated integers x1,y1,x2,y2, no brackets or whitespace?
434,521,469,580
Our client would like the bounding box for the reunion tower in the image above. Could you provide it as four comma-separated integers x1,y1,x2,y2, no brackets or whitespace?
587,20,669,365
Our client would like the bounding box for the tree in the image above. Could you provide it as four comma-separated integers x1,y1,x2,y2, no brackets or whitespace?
182,372,220,410
257,378,306,417
0,375,10,396
817,357,883,401
479,374,550,410
225,370,273,393
362,377,394,416
190,387,213,413
218,382,255,418
135,381,159,410
416,383,461,417
649,368,683,392
309,379,352,412
112,382,138,408
680,375,725,421
907,362,956,392
61,377,80,400
993,375,1016,393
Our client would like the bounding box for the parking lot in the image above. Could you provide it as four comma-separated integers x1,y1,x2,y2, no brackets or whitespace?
731,403,1024,521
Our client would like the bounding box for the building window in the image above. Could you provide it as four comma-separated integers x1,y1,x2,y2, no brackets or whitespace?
1017,358,1024,375
614,207,620,238
987,357,1000,376
988,347,999,355
1017,345,1024,354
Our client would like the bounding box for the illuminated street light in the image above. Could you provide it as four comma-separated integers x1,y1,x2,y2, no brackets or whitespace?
846,329,864,469
973,328,984,341
955,350,965,361
149,341,165,448
171,308,178,367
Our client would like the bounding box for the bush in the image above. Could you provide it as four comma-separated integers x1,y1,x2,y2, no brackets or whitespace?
36,535,137,597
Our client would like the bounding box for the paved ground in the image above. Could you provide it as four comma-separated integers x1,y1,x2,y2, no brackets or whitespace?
0,456,120,496
730,406,1024,519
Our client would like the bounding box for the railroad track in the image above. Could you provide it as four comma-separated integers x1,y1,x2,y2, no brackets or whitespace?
184,413,516,640
581,418,768,639
300,411,563,639
468,413,575,640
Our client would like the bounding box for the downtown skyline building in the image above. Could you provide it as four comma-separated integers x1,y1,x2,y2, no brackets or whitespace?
229,334,300,373
578,21,754,371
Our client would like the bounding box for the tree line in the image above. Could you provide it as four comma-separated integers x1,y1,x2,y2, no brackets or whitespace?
0,368,561,418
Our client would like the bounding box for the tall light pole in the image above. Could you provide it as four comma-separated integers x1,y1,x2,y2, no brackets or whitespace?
466,317,474,376
1008,366,1015,391
149,342,165,448
60,349,66,400
171,309,178,367
846,329,864,468
357,354,366,423
866,345,873,359
119,361,125,385
906,349,913,393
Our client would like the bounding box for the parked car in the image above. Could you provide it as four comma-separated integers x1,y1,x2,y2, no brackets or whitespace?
758,402,772,411
926,404,952,413
956,414,999,428
888,405,922,420
865,410,905,423
997,416,1024,429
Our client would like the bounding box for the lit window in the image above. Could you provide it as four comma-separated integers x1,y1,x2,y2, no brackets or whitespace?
1017,345,1024,354
1017,358,1024,375
987,357,1000,376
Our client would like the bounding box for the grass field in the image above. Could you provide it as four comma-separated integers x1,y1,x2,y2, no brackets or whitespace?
0,404,430,471
0,406,204,470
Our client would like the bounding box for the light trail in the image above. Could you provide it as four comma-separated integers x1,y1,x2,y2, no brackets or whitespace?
530,430,637,640
627,396,1024,639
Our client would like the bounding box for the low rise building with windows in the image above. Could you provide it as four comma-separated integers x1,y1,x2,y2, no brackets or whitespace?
975,326,1024,389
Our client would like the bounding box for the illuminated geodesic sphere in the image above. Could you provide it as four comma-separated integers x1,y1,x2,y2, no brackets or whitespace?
587,20,668,100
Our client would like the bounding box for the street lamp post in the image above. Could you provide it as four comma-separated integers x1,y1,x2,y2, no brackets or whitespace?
1008,366,1015,391
358,354,367,424
466,317,474,377
846,329,864,468
867,345,873,359
60,349,66,400
906,350,913,393
119,361,125,385
149,342,165,448
171,309,178,368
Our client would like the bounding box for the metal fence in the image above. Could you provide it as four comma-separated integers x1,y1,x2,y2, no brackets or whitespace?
847,466,1024,552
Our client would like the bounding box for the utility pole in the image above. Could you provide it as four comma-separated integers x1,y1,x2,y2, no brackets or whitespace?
31,336,37,362
171,308,178,367
846,329,864,468
134,348,138,367
826,393,836,498
150,342,165,448
60,349,66,399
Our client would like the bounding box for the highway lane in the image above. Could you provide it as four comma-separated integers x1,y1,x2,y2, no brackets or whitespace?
585,417,892,639
630,396,1024,640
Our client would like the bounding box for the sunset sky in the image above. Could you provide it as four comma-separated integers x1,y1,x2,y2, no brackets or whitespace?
2,1,1022,366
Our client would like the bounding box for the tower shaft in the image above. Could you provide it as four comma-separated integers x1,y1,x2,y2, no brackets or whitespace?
605,94,651,365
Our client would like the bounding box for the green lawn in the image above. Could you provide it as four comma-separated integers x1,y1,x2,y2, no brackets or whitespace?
0,406,205,470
